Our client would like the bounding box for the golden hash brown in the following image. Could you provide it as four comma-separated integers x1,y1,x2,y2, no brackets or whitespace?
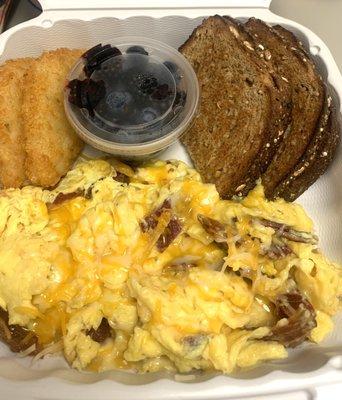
22,48,84,187
0,58,33,188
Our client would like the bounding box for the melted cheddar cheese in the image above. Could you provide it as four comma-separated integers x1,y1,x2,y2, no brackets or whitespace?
0,159,341,375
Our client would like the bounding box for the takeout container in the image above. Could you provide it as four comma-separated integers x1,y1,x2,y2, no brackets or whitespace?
0,1,341,399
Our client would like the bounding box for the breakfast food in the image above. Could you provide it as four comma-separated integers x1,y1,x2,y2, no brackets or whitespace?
0,48,83,189
222,16,293,197
180,16,340,201
179,15,290,199
0,58,33,188
67,43,183,133
0,159,341,374
64,40,198,157
22,48,84,187
244,18,330,200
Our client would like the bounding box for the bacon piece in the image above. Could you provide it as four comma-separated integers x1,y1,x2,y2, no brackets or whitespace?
139,199,171,233
114,172,130,184
262,240,292,259
0,307,40,354
140,199,182,252
52,190,85,205
197,214,227,244
257,218,318,244
86,318,111,343
163,262,197,274
156,217,182,252
270,291,316,347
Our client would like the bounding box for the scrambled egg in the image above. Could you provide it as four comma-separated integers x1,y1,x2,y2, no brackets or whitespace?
0,159,341,374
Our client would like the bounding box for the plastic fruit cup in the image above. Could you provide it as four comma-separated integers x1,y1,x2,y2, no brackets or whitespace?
64,37,200,160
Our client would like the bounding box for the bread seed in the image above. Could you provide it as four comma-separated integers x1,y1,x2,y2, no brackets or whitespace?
244,41,254,51
293,166,305,177
235,184,246,192
264,50,272,60
229,26,239,38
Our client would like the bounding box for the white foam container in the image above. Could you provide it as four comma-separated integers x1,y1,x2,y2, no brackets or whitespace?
0,1,341,399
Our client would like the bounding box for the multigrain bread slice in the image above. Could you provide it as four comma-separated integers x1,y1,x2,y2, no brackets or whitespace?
274,95,339,200
272,25,309,55
267,23,340,200
0,58,33,188
244,18,325,198
179,16,285,199
222,16,292,196
22,48,84,187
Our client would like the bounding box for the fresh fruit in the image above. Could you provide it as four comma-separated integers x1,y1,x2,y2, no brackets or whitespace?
151,84,171,100
141,107,159,123
134,73,159,95
174,90,187,107
68,78,106,117
106,90,132,110
164,60,181,83
126,46,149,56
83,44,122,77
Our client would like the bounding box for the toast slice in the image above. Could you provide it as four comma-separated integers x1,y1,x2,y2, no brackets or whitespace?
244,18,325,198
179,16,285,199
274,94,339,201
0,58,33,188
272,25,308,55
222,16,292,196
268,24,340,200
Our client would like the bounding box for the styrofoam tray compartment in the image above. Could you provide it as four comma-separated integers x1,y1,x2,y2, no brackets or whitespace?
0,1,341,399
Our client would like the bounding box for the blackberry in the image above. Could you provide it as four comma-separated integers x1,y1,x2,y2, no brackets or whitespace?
151,84,171,100
67,78,106,117
83,44,122,77
134,73,159,95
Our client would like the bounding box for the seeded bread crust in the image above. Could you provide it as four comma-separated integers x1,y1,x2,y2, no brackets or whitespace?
223,16,292,196
270,24,340,200
179,16,283,199
272,25,309,56
274,98,339,201
245,18,325,198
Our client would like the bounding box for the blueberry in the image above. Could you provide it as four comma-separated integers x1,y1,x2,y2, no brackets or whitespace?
141,107,159,123
126,45,148,56
163,61,177,74
164,61,181,83
174,90,187,107
106,90,132,110
134,73,158,95
151,84,171,100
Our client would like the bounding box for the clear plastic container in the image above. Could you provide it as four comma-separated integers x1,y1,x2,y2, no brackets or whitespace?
64,36,200,159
